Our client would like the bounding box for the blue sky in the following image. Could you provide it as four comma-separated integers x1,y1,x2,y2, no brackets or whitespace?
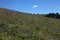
0,0,60,14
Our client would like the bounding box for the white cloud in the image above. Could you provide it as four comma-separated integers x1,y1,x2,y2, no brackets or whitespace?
32,5,38,8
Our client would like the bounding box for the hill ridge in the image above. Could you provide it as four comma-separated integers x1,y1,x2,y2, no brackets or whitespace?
0,8,60,40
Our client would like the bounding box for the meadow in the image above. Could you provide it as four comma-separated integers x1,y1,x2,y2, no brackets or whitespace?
0,8,60,40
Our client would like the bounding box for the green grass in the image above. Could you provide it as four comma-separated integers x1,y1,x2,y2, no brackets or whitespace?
0,8,60,40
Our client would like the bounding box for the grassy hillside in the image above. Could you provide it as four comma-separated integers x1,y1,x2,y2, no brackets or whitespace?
0,8,60,40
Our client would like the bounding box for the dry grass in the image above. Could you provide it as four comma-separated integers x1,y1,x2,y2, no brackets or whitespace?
0,8,60,40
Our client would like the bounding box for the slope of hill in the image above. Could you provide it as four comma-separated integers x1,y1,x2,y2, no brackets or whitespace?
0,8,60,40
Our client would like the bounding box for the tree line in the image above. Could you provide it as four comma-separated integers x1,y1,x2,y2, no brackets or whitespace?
45,12,60,19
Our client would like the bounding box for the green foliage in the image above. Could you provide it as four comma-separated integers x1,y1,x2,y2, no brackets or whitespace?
45,12,60,19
